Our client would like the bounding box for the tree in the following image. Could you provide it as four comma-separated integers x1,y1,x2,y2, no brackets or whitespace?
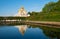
42,2,56,13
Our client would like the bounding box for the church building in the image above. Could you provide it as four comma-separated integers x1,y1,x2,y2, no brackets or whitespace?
16,7,30,17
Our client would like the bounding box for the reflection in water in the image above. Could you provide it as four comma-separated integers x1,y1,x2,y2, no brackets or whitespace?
42,28,60,39
43,30,60,39
30,25,60,39
15,25,60,39
15,25,29,35
0,25,60,39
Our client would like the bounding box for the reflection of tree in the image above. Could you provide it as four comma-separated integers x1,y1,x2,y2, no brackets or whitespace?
43,30,60,39
31,25,60,39
40,26,60,39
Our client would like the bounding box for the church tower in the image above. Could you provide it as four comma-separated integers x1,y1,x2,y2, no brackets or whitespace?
16,7,30,17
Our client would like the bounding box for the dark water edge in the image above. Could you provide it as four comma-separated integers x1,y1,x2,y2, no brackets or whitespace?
0,24,60,39
0,20,60,28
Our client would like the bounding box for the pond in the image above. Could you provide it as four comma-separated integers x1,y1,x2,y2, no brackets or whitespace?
0,25,60,39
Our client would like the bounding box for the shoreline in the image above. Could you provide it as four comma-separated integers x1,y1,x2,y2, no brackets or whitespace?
0,20,60,28
25,21,60,28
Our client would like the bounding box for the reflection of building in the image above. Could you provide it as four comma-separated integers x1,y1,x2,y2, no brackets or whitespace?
16,7,30,17
15,25,29,35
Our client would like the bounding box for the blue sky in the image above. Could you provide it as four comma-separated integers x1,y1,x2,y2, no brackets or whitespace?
0,0,58,16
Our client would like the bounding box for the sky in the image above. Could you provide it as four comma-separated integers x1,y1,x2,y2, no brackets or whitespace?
0,0,58,16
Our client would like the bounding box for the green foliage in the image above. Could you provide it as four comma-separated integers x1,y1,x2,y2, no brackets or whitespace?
42,2,56,13
27,0,60,22
42,1,60,13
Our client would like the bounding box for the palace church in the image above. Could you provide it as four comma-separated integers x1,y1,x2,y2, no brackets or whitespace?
16,7,30,17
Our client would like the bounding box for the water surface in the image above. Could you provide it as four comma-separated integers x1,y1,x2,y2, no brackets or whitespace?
0,25,60,39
